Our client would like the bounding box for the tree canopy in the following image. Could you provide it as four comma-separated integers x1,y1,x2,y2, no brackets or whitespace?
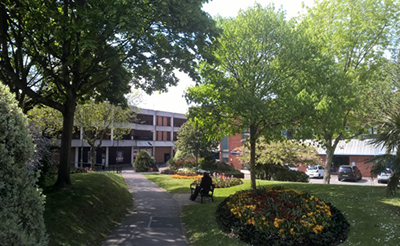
0,0,218,186
175,121,219,162
236,139,322,168
292,0,400,183
186,5,305,189
75,101,133,169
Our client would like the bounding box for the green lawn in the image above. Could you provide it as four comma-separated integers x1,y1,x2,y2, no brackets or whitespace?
145,174,400,246
43,173,132,246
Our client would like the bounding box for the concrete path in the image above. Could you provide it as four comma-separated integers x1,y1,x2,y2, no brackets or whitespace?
103,170,187,246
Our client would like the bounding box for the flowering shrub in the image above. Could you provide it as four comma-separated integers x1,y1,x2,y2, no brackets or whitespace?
216,187,349,245
176,170,197,176
192,173,243,188
171,174,202,179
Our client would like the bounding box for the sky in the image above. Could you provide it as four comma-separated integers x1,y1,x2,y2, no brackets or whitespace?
137,0,315,114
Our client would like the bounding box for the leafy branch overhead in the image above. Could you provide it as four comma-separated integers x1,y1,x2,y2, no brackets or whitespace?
0,0,218,186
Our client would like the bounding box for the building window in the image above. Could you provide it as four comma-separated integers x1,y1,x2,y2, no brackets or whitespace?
156,131,171,141
156,116,171,126
134,114,153,125
133,130,153,141
221,136,229,152
173,132,178,141
173,118,186,127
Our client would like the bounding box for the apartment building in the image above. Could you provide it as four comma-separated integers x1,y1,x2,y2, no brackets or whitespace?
70,108,186,167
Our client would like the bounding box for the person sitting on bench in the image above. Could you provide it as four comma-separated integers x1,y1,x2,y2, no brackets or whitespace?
190,172,213,201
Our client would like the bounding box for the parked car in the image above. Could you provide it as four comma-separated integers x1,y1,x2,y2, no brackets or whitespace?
377,168,394,183
338,165,362,181
306,165,324,178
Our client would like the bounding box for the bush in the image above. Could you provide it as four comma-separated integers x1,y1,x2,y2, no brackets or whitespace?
0,84,48,245
193,173,243,188
133,151,158,172
216,187,349,246
199,159,241,174
169,157,198,170
256,164,309,182
161,168,176,174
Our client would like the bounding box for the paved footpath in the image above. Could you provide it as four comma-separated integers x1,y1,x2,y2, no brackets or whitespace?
103,170,188,246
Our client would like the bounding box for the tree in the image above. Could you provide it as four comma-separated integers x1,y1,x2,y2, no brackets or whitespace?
175,121,219,163
134,151,157,172
367,102,400,196
186,5,307,190
236,139,322,168
75,101,132,169
0,84,47,245
0,0,217,186
29,101,135,169
295,0,399,184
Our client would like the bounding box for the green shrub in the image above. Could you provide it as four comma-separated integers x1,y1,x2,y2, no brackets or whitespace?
199,158,215,170
0,84,48,245
199,159,241,174
216,187,349,246
161,168,176,174
256,164,309,182
133,151,158,172
169,157,197,170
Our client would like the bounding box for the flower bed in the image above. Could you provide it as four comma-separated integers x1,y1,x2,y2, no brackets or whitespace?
192,173,243,188
171,174,202,179
216,187,349,245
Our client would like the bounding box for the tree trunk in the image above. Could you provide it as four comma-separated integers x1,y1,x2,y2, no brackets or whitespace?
249,125,257,190
323,146,334,184
323,136,340,184
54,100,76,187
90,145,96,170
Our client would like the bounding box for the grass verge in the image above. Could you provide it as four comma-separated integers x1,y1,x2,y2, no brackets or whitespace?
145,174,400,246
43,173,132,246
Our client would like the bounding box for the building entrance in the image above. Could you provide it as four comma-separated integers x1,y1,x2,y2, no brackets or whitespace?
332,155,349,173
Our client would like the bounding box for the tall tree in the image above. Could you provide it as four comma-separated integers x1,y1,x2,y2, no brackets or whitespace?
175,121,219,162
0,0,217,186
75,101,132,169
296,0,399,184
186,5,304,190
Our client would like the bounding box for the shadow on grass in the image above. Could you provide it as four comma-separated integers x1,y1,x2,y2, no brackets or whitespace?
43,173,132,246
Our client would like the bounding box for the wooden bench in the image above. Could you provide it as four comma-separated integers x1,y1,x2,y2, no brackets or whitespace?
190,183,215,203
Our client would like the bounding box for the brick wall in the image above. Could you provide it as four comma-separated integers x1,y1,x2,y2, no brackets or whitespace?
154,147,172,163
229,133,243,169
350,156,374,177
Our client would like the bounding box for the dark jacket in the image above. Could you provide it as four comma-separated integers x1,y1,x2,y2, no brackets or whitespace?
200,175,213,193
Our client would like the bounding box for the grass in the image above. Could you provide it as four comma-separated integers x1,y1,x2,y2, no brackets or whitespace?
43,173,132,246
145,174,400,246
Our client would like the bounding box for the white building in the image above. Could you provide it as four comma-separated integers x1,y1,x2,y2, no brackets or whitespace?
71,108,186,167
